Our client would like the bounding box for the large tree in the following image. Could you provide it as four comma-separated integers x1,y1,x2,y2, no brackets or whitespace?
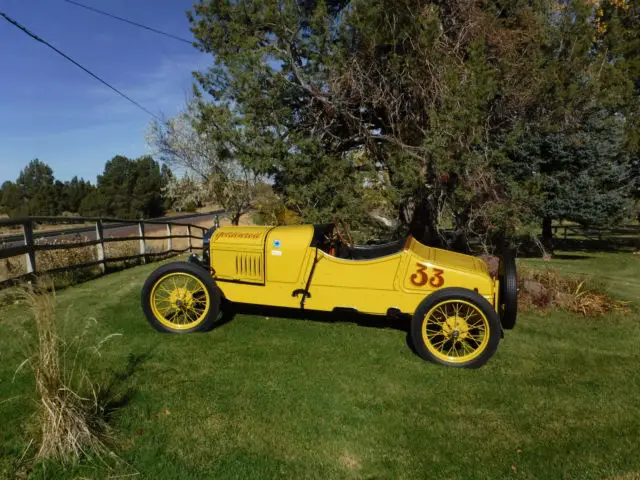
510,111,633,247
187,0,638,247
598,0,640,217
185,0,539,245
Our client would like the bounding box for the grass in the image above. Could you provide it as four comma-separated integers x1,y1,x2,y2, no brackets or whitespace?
0,251,639,479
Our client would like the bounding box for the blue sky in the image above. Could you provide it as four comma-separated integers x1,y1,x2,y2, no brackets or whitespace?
0,0,210,184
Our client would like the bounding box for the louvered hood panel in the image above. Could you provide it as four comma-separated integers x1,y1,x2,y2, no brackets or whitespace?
234,252,264,282
210,226,269,284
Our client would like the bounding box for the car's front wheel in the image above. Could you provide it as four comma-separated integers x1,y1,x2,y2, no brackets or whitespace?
141,261,221,333
411,288,502,368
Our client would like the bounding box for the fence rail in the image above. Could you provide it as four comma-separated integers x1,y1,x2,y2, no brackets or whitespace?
0,210,221,244
0,213,220,288
551,224,640,241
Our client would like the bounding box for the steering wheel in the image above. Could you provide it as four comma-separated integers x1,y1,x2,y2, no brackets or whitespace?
334,219,354,250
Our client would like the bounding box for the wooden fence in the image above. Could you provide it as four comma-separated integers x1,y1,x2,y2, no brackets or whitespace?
0,214,219,288
551,224,640,242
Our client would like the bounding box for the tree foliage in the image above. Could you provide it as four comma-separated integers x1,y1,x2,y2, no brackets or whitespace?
60,177,95,214
1,157,172,220
162,174,206,212
510,111,633,229
187,0,638,249
1,160,60,217
147,98,262,225
80,155,169,219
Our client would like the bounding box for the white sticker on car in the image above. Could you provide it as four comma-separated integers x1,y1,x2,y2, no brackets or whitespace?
271,250,282,256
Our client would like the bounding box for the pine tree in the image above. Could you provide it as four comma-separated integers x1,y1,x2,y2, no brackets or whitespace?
188,0,639,246
15,159,59,216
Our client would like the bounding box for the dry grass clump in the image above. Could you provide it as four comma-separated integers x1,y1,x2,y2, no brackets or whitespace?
35,236,101,287
1,256,25,281
1,236,101,284
13,278,120,463
105,239,172,267
36,236,97,271
518,265,630,316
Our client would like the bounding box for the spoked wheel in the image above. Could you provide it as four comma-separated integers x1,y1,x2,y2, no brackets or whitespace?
141,262,221,333
411,288,501,368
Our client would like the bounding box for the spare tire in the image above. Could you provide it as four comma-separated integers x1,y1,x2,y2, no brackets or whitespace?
498,249,518,329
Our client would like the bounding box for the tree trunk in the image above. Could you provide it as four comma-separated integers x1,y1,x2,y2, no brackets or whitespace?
232,212,241,225
409,193,442,247
448,209,470,253
542,216,553,253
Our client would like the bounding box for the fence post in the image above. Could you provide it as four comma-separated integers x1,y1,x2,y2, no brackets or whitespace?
215,215,220,229
95,220,106,274
138,221,147,264
187,225,193,253
166,223,172,253
23,220,36,275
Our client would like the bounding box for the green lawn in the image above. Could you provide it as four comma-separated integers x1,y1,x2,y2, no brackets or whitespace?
1,251,639,479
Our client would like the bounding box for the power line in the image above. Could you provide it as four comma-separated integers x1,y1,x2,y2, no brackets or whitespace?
62,0,193,45
0,11,162,122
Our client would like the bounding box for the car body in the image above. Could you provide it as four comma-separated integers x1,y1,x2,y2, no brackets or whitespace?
141,223,517,368
203,224,497,315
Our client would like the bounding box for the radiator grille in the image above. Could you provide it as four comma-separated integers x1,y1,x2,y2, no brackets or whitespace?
235,253,263,281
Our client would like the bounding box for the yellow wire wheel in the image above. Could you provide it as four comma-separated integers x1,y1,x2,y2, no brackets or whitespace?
141,262,221,333
411,288,501,368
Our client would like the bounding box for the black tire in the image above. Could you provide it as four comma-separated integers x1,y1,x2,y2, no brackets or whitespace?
498,250,518,329
411,287,502,369
141,261,221,333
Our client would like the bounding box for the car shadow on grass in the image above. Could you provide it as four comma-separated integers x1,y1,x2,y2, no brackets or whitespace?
217,302,411,332
215,302,419,356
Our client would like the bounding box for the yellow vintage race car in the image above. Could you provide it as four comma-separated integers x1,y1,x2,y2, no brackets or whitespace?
141,223,517,368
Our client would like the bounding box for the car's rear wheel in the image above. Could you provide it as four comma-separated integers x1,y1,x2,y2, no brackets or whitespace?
141,261,221,333
498,249,518,329
411,288,501,368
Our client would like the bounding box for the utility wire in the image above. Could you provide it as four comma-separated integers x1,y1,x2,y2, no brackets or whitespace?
62,0,193,45
0,11,162,121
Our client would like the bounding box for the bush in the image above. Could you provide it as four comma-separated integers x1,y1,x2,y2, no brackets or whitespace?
182,200,198,213
517,265,630,316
